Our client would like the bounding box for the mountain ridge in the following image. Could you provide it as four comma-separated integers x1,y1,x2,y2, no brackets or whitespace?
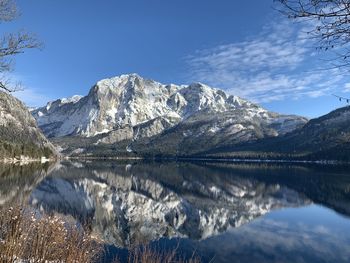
204,105,350,161
32,74,307,156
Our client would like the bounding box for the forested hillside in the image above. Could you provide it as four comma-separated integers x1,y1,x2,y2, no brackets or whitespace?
0,92,55,160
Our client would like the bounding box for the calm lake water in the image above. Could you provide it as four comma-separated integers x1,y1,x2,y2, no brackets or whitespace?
1,160,350,263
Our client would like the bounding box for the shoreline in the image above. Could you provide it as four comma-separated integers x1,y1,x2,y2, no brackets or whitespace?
0,156,56,164
2,155,348,166
63,155,349,165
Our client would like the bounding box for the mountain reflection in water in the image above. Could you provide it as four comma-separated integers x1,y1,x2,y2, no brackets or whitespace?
1,161,350,263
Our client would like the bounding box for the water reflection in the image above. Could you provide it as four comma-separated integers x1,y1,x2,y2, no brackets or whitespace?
1,160,350,262
25,161,349,247
173,205,350,263
0,162,53,206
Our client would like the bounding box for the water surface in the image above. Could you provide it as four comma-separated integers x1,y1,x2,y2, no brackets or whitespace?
1,161,350,263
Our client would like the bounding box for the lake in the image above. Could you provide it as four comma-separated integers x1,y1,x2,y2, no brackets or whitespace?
1,160,350,263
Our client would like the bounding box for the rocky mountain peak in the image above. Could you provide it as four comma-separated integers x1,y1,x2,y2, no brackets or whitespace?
31,74,308,155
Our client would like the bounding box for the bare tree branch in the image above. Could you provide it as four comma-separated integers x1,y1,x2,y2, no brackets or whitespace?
333,93,350,103
0,32,42,73
275,0,350,68
0,0,41,92
0,0,17,22
0,74,22,92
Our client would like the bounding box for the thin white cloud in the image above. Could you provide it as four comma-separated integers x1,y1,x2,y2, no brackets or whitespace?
0,73,52,108
186,19,347,103
14,88,52,108
344,83,350,93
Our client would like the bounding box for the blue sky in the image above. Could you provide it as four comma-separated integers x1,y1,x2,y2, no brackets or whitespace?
3,0,350,117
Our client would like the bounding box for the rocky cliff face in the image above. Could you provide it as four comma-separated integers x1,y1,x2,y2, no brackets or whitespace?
0,91,55,159
32,74,307,156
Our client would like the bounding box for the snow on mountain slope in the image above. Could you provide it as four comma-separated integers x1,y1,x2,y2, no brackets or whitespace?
32,74,252,137
32,74,307,155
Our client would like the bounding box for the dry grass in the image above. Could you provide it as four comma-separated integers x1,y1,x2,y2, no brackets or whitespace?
0,206,102,263
0,206,201,263
116,244,201,263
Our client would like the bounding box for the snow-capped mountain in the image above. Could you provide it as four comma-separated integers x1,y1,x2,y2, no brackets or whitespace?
32,74,307,156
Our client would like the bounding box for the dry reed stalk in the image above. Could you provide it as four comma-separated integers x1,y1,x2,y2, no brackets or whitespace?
0,206,102,263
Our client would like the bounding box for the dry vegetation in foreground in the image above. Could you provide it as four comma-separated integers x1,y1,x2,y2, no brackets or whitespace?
0,206,201,263
113,244,201,263
0,206,102,262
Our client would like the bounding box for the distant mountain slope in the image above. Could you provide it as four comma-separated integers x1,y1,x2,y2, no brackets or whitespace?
32,74,307,156
0,91,56,160
207,106,350,161
130,107,307,156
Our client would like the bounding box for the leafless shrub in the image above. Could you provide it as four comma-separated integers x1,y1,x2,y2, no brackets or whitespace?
0,206,102,262
0,205,202,263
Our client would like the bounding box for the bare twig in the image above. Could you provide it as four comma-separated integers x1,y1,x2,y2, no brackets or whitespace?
275,0,350,70
0,0,17,22
332,93,350,103
0,0,42,92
